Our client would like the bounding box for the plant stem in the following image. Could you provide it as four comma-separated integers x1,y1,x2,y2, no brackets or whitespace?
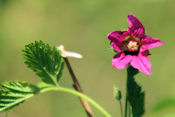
129,105,132,117
40,86,111,117
124,95,128,117
119,100,123,117
5,111,8,117
124,75,128,117
125,66,139,117
64,57,93,117
128,102,130,117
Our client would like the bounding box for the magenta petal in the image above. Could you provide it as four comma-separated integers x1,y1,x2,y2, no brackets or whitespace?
130,52,151,75
127,14,145,37
140,36,164,52
107,31,127,52
131,28,145,37
112,53,133,69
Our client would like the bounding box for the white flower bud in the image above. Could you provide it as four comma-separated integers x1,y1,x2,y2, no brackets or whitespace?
57,45,83,59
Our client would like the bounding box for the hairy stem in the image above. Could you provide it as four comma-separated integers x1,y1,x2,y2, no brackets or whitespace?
40,86,111,117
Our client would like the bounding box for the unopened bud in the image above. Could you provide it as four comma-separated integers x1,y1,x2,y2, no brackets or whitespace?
57,45,83,59
114,87,122,101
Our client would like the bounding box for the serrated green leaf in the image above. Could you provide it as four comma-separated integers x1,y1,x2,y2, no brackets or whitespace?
22,41,64,85
127,66,145,117
151,97,175,113
0,81,39,112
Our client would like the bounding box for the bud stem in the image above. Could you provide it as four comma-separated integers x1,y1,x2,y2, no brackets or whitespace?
119,100,123,117
64,57,94,117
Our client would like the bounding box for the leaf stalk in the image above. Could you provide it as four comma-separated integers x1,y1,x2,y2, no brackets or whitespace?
40,86,111,117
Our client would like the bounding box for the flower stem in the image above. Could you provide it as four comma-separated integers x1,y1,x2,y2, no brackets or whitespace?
40,86,111,117
125,66,135,117
119,100,123,117
124,75,129,117
129,105,132,117
124,92,128,117
5,111,9,117
64,57,93,117
125,66,139,117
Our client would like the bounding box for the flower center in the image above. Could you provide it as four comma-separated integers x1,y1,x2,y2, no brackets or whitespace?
127,41,139,52
122,36,140,54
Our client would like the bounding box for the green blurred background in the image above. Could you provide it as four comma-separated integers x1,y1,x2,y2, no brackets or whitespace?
0,0,174,117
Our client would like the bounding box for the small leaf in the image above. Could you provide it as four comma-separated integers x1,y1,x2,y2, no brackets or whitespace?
127,66,145,117
151,97,175,113
22,41,64,85
0,81,39,112
113,87,122,101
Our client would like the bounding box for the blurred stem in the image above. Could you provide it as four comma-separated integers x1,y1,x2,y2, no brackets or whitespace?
124,70,129,117
64,57,93,117
119,100,123,117
40,86,111,117
5,111,10,117
129,105,132,117
128,103,131,117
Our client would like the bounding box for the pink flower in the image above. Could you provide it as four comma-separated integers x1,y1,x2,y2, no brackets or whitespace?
107,14,164,75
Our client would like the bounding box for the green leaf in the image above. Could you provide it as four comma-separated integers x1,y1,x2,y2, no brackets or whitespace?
22,41,64,85
0,81,39,112
127,66,145,117
151,97,175,113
